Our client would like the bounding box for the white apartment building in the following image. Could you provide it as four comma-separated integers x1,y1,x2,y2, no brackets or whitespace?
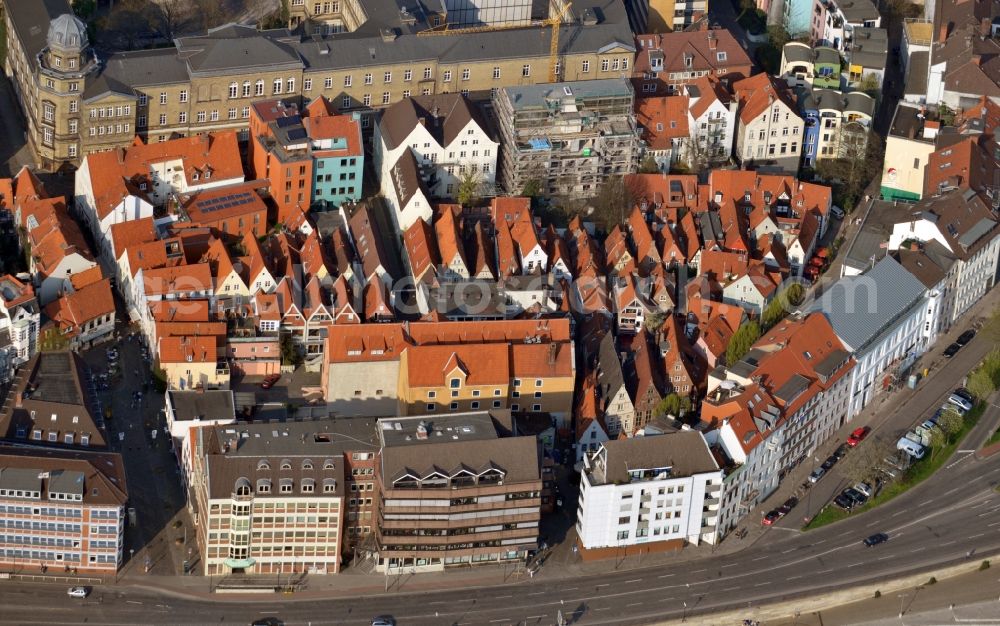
374,94,498,228
732,73,805,173
811,256,928,418
0,275,39,383
685,78,738,165
887,190,1000,329
576,432,723,549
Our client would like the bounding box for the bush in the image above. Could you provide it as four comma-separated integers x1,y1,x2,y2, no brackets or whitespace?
927,576,937,585
981,560,991,570
874,589,881,598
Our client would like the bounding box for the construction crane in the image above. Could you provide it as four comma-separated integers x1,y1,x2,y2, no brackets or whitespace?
417,0,573,84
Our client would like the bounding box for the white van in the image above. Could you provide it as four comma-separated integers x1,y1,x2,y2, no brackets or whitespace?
897,437,926,459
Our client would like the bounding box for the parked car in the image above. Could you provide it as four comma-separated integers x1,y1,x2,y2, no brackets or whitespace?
854,482,873,498
834,494,855,509
761,510,782,525
809,467,826,483
843,487,867,506
956,329,976,346
371,618,396,626
953,388,974,402
782,496,799,510
847,426,871,447
919,420,939,433
948,393,974,413
905,429,931,447
942,401,967,417
863,532,889,547
897,437,926,459
260,374,281,389
821,455,838,470
67,587,88,599
833,443,850,460
831,206,846,219
943,343,962,357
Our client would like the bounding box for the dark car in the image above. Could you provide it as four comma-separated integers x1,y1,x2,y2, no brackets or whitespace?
956,329,976,346
953,387,974,402
761,510,782,526
863,532,889,547
821,455,838,470
833,444,850,460
371,617,396,626
843,487,867,506
251,619,283,626
943,343,962,357
782,496,799,510
834,494,855,509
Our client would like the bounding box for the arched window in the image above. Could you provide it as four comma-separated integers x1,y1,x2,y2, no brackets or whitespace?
255,80,264,96
301,478,315,493
323,459,335,470
228,82,238,99
280,459,292,470
234,477,251,497
302,459,314,470
257,460,270,471
242,81,251,97
322,478,337,493
256,478,272,494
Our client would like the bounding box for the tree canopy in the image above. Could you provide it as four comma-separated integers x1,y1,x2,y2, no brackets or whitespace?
725,320,761,365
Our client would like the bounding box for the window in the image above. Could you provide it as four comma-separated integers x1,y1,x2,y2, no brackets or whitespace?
462,68,470,80
342,95,351,108
158,113,167,125
197,111,206,123
717,52,727,62
403,69,412,81
363,94,371,106
364,73,373,85
443,70,452,82
601,58,610,71
178,111,187,123
69,100,78,113
286,78,295,93
522,64,531,77
304,78,312,91
424,67,432,79
228,108,237,120
159,92,167,105
242,81,251,97
68,144,77,158
382,92,390,104
426,403,436,411
229,82,238,98
582,60,590,73
384,71,392,83
273,78,283,95
255,80,265,96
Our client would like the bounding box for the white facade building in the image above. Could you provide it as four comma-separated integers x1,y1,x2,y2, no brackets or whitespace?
577,432,723,549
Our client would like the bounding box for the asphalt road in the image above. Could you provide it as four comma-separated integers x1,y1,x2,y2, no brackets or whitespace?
3,337,999,624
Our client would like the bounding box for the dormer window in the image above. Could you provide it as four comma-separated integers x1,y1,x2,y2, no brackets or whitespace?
139,183,147,191
257,460,270,471
323,459,335,470
192,173,199,181
256,479,271,494
302,459,313,470
280,459,292,470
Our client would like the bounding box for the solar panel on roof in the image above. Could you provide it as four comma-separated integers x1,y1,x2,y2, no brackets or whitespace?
286,128,308,141
275,115,302,128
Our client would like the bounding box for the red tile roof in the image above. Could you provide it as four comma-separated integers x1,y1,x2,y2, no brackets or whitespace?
636,96,690,150
732,73,799,124
109,217,157,260
43,279,115,334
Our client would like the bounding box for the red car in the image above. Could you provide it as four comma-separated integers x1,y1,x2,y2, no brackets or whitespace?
761,510,782,526
847,426,871,447
260,374,281,389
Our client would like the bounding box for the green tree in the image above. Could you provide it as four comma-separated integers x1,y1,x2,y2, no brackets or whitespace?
656,393,692,418
858,74,881,98
639,154,660,174
936,408,964,444
280,334,303,367
761,283,806,330
725,320,761,365
967,368,995,401
927,428,947,460
457,170,483,207
521,179,542,198
643,310,668,332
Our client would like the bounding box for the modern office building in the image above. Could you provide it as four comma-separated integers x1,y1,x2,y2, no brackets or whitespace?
0,445,128,574
374,412,542,572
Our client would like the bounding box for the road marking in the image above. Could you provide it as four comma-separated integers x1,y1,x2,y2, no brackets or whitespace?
660,597,675,602
489,619,511,623
969,533,986,539
782,548,797,553
754,582,771,587
595,607,610,611
721,587,739,592
430,601,447,605
721,563,739,568
920,499,933,506
525,615,547,620
878,555,893,561
496,595,513,599
527,591,546,596
787,575,802,580
627,602,643,607
595,583,610,588
753,555,769,561
817,569,833,574
941,540,956,546
891,510,907,517
126,601,143,605
989,521,1000,528
658,574,675,579
624,578,643,584
563,587,578,591
980,512,993,517
847,562,863,568
813,539,826,545
691,569,706,574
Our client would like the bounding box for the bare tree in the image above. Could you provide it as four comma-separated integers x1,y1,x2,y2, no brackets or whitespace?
150,0,190,41
840,436,894,486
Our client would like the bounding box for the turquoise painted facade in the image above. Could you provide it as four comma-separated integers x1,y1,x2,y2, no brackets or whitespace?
313,148,363,208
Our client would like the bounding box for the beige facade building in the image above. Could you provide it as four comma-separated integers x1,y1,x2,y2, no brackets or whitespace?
5,0,636,171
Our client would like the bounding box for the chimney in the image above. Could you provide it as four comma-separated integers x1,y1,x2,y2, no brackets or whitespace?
982,17,991,38
416,420,429,439
548,342,558,365
910,241,921,251
708,32,717,50
973,54,983,66
939,21,950,43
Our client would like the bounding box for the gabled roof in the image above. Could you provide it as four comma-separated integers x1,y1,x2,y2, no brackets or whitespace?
44,279,115,334
687,74,734,120
403,218,440,284
636,96,690,150
379,94,493,151
109,216,157,260
733,73,800,124
158,335,219,364
434,204,468,270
